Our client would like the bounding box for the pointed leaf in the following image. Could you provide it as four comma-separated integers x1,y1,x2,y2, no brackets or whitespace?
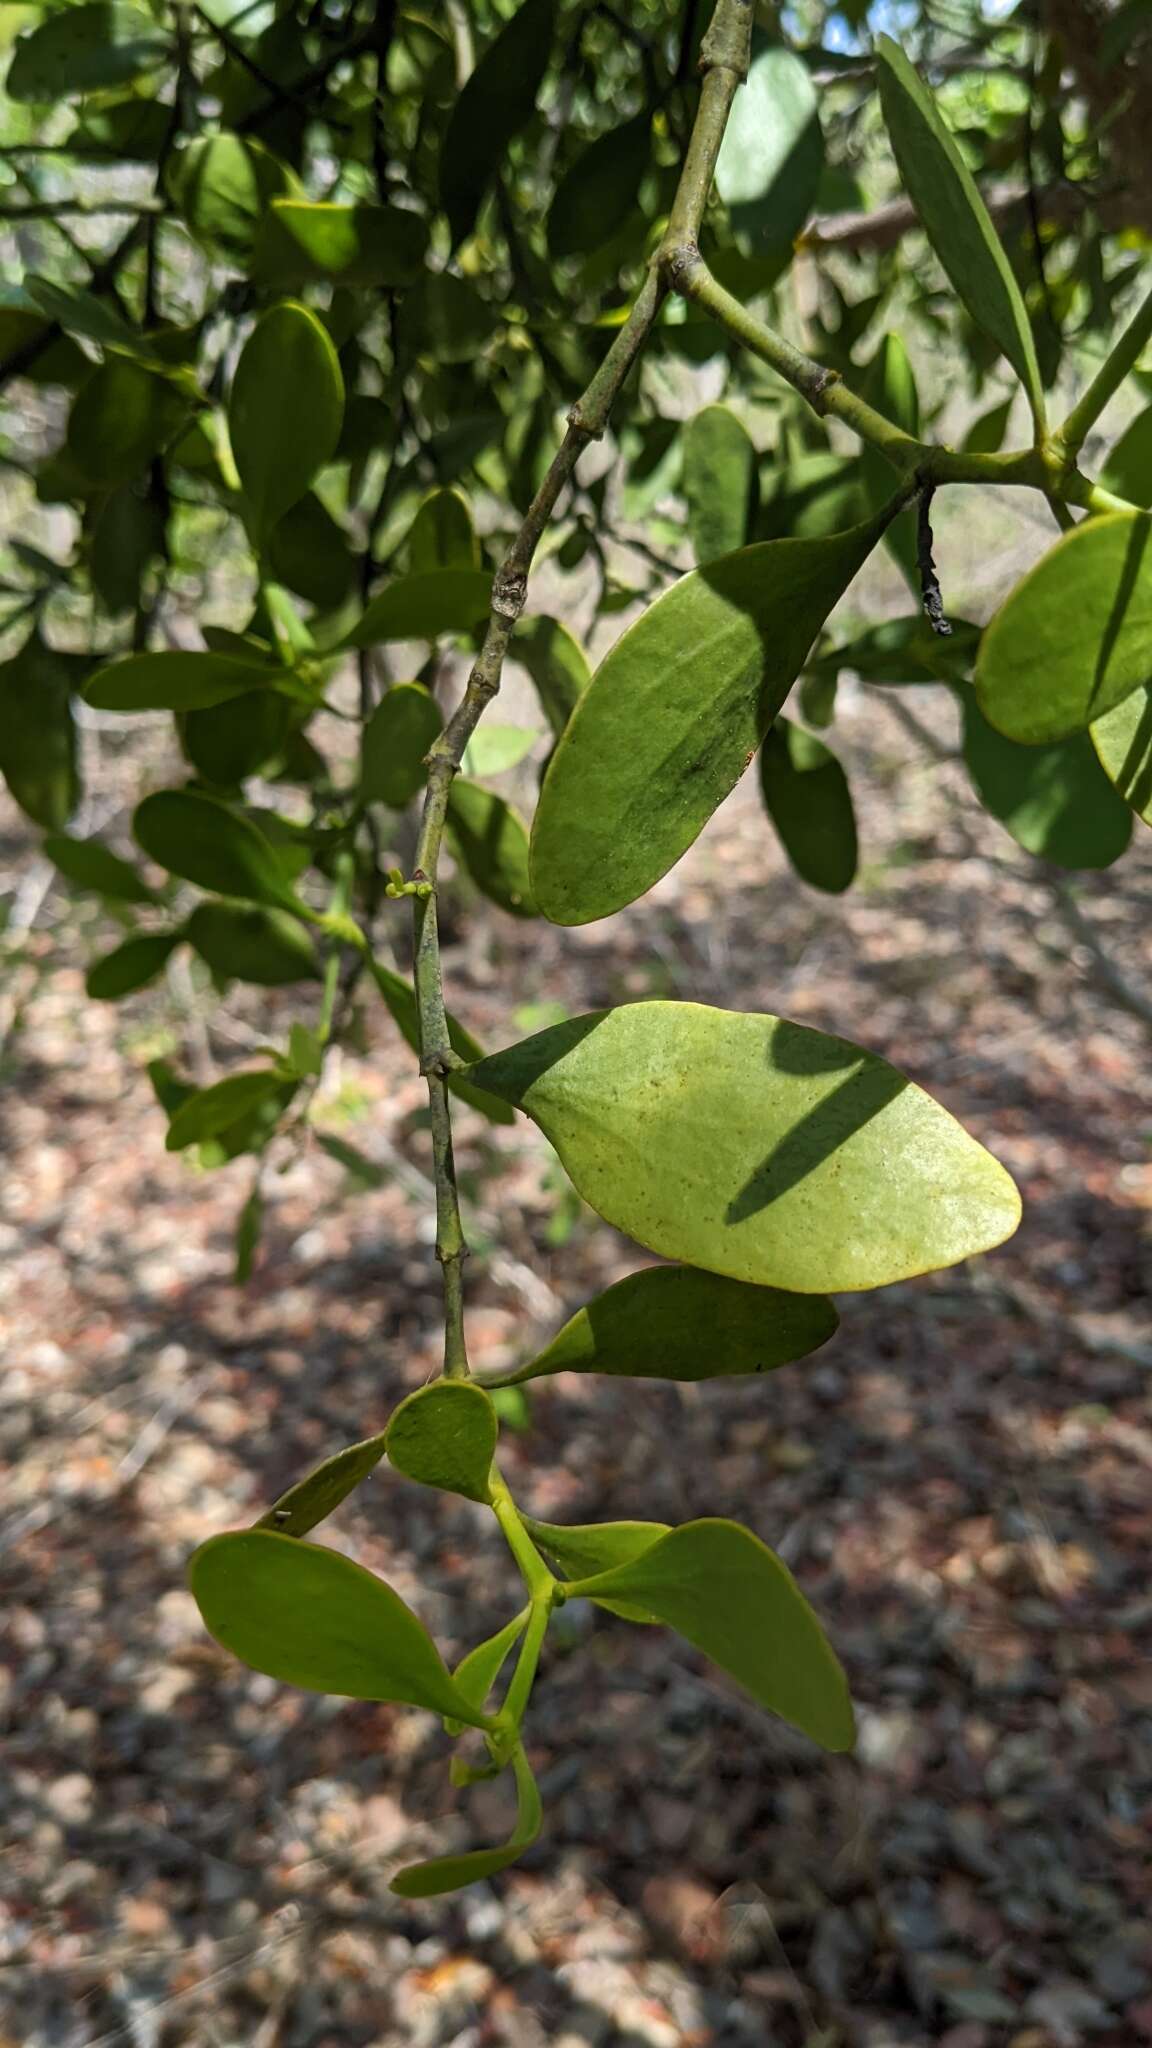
447,780,536,917
266,493,356,611
390,1744,542,1896
468,1002,1022,1292
253,200,428,288
183,691,292,785
368,960,515,1125
515,615,590,739
523,1516,669,1619
165,1069,286,1151
439,0,556,245
715,39,823,259
548,111,652,261
875,37,1043,416
859,333,920,591
256,1433,390,1538
1091,683,1152,824
961,686,1132,866
8,2,171,102
460,725,536,778
170,134,302,262
405,487,479,573
359,683,442,807
68,359,190,489
0,633,80,830
189,1529,491,1722
343,570,492,648
86,650,284,713
759,717,858,893
44,833,156,904
385,1383,497,1503
86,932,179,1000
229,302,344,544
452,1609,529,1713
975,511,1152,742
530,518,887,925
185,902,319,985
490,1265,837,1387
133,790,302,910
683,405,757,565
567,1519,854,1751
1102,402,1152,510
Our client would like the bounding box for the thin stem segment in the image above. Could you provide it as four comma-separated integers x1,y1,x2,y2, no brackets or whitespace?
1059,283,1152,459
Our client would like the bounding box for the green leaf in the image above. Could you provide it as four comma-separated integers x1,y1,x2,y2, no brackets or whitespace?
24,275,139,351
859,334,920,590
359,683,441,807
468,1001,1022,1292
170,133,302,262
188,1529,490,1723
523,1516,669,1620
165,1068,287,1151
86,650,283,714
314,1131,390,1190
405,487,479,574
397,272,498,364
252,200,428,287
715,39,823,259
384,1382,498,1503
683,405,757,565
256,1433,390,1538
368,960,515,1126
133,789,303,910
568,1518,854,1751
8,2,170,102
875,37,1043,418
975,511,1152,742
234,1185,264,1284
439,0,556,245
390,1743,542,1897
0,632,81,830
447,780,536,917
89,485,165,615
962,685,1132,865
343,570,492,649
515,615,591,739
229,302,344,545
182,692,292,785
452,1609,529,1713
86,932,179,1000
962,395,1014,455
1091,683,1152,824
67,359,189,489
489,1265,838,1387
460,725,536,780
44,833,157,904
1102,401,1152,510
530,516,887,925
265,493,356,612
185,901,319,985
548,111,652,261
758,717,858,893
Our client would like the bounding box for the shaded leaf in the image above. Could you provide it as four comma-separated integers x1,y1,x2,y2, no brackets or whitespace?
229,302,344,545
975,511,1152,742
405,487,478,573
759,716,858,892
266,493,356,611
439,0,555,245
367,959,515,1125
962,395,1014,455
234,1185,264,1284
385,1382,498,1503
468,1001,1022,1292
1091,683,1152,824
86,650,284,713
568,1518,854,1750
548,111,652,261
185,901,319,985
683,404,757,565
1102,401,1152,509
133,789,303,910
515,615,590,738
390,1743,541,1896
962,685,1132,865
256,1433,390,1538
875,37,1043,416
86,932,179,1000
489,1265,837,1386
189,1529,490,1722
165,1068,286,1150
343,570,492,648
44,832,157,904
8,2,170,102
359,682,442,807
182,691,292,785
253,200,428,287
0,632,81,830
68,359,189,489
530,516,887,925
90,486,165,614
170,133,301,261
447,780,536,917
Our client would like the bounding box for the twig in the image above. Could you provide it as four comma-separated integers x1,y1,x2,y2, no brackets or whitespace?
917,483,952,636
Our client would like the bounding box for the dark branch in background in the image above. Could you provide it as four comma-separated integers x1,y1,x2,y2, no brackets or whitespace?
917,485,951,637
368,0,398,200
233,27,373,135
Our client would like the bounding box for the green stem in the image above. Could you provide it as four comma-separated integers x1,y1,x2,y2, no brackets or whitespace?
500,1594,551,1731
1058,282,1152,459
490,1481,554,1599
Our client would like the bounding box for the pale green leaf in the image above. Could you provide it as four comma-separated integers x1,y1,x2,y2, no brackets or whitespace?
385,1383,497,1503
253,200,428,287
343,570,492,648
229,302,344,544
716,38,822,259
447,780,536,917
1091,683,1152,824
256,1433,390,1538
452,1609,529,1712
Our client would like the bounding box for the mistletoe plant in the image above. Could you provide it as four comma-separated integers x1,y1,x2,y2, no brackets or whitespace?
2,0,1150,1893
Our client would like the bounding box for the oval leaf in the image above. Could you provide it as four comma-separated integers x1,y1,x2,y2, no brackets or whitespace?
405,487,479,574
256,1433,390,1539
86,650,283,714
683,404,758,565
68,359,189,489
975,511,1152,742
487,1266,838,1386
447,780,536,917
467,1002,1022,1293
548,110,652,261
566,1518,854,1751
229,302,344,545
183,691,292,785
185,901,318,986
962,687,1132,866
758,716,858,893
189,1529,490,1723
343,569,492,649
170,134,301,262
8,2,170,102
359,682,442,807
390,1743,542,1897
253,200,428,288
530,517,886,925
715,39,823,260
165,1068,285,1151
875,36,1043,418
1091,683,1152,824
0,633,81,830
133,789,302,909
44,832,157,904
515,615,590,739
384,1382,497,1503
86,932,179,1000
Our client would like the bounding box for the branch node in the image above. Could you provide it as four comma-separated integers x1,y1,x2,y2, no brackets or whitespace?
491,568,527,620
662,239,702,290
917,484,952,638
699,0,753,77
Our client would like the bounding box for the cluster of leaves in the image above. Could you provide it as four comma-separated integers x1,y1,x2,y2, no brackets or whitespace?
1,0,1150,1891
